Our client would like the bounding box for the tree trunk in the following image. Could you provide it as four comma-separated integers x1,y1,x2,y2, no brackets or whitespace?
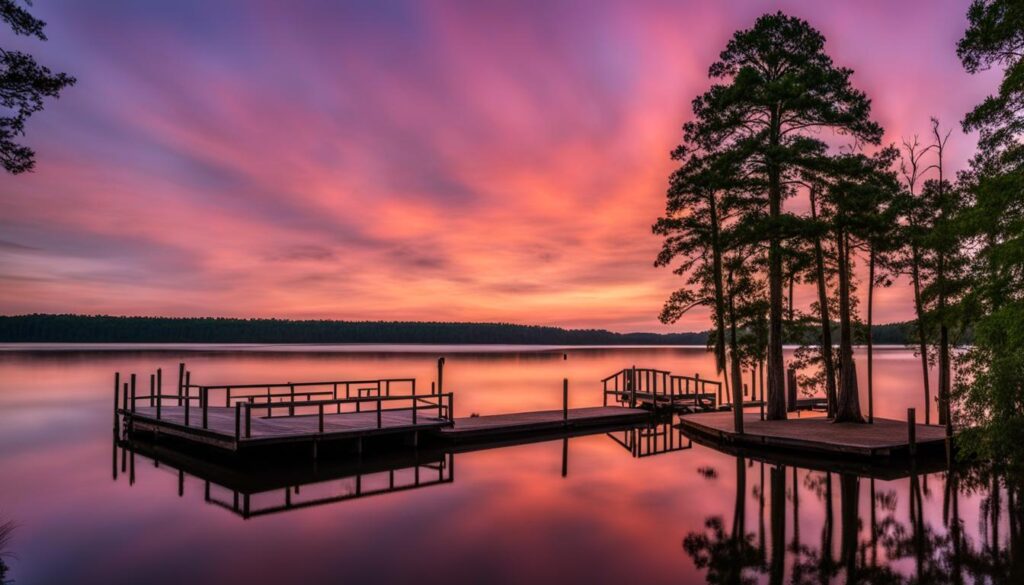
765,112,787,420
909,245,932,425
937,247,950,426
810,189,838,417
835,230,864,423
867,249,875,423
709,193,728,379
728,275,744,434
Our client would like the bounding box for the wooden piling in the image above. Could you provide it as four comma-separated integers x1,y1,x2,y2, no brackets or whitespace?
113,372,120,435
245,403,251,438
377,399,382,428
437,357,445,394
908,408,917,456
563,378,568,425
235,403,241,441
177,362,185,406
318,402,324,433
130,374,136,413
149,373,155,408
786,368,798,413
157,368,162,404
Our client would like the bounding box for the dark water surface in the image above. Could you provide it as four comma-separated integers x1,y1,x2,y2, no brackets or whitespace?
0,346,1018,584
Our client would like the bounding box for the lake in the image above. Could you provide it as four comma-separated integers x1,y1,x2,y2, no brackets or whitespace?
0,345,1017,584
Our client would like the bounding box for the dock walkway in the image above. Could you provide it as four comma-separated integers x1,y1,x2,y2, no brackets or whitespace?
438,406,649,441
678,411,949,458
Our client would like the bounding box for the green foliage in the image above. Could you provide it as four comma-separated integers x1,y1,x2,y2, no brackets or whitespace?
0,0,75,173
953,0,1024,467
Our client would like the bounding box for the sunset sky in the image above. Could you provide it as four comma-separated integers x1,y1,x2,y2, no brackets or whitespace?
0,0,999,332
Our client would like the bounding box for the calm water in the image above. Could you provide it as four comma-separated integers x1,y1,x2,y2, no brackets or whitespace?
0,345,1018,584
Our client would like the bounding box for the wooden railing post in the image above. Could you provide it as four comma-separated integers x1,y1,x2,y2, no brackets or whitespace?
377,399,382,429
630,366,637,408
156,367,162,405
113,372,121,435
177,362,185,406
289,383,295,416
563,378,568,425
184,384,190,426
437,357,445,395
245,403,251,438
149,373,155,408
908,408,917,456
235,403,241,441
787,368,798,412
129,373,137,413
319,402,324,433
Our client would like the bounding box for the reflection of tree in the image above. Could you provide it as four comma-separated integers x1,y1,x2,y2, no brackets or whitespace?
683,456,763,584
0,519,12,585
685,461,1024,584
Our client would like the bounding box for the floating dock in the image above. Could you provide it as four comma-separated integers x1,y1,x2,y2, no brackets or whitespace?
438,406,649,441
678,411,949,458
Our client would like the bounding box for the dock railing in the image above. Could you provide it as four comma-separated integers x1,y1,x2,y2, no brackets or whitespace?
115,367,454,443
601,367,720,411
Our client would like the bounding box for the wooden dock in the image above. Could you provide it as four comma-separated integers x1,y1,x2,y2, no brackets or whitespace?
678,411,949,458
438,406,649,441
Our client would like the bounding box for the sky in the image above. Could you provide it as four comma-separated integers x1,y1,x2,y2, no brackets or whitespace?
0,0,1000,332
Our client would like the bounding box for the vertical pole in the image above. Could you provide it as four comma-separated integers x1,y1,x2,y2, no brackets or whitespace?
908,408,917,456
157,368,162,405
289,383,295,416
787,368,798,412
177,362,185,406
113,372,121,435
561,437,569,478
319,402,324,433
130,374,136,413
184,382,190,426
122,381,128,415
235,403,241,441
377,398,382,429
149,373,155,408
563,378,568,425
630,366,637,408
245,403,251,438
437,357,445,395
156,375,162,419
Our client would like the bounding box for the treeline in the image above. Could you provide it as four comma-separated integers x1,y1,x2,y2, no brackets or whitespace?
0,314,925,345
0,314,715,345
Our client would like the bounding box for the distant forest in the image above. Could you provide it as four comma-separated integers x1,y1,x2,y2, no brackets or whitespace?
0,314,923,345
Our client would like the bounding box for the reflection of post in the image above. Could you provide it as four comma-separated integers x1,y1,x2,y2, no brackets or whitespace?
870,478,878,568
561,437,568,478
792,467,800,555
769,465,786,585
839,474,860,582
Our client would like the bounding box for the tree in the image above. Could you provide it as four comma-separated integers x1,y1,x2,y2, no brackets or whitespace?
1,0,75,174
897,136,937,424
684,12,883,420
954,0,1024,466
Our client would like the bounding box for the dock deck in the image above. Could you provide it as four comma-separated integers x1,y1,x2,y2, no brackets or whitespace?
438,406,650,441
678,411,949,458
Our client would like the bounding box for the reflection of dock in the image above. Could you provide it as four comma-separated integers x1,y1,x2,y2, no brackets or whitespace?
606,422,692,458
678,411,948,459
115,437,454,519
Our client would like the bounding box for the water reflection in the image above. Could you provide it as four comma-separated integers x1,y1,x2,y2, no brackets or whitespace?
607,421,693,458
683,453,1023,584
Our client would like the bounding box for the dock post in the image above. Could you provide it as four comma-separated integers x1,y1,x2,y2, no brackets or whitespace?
177,362,185,406
563,378,568,426
319,402,324,433
157,368,162,405
235,403,241,441
245,403,251,438
149,373,155,408
630,366,637,408
113,372,121,435
437,357,445,395
121,380,128,414
156,375,162,419
289,383,295,416
377,399,382,428
908,408,917,456
130,374,136,413
786,368,797,412
184,386,190,426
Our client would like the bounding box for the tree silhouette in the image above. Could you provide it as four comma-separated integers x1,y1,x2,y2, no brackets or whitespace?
681,12,883,419
0,0,75,174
